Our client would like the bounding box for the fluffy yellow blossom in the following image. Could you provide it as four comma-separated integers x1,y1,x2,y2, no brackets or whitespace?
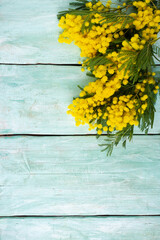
59,0,160,140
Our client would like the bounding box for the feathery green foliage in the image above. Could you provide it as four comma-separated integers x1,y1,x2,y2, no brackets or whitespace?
58,0,160,156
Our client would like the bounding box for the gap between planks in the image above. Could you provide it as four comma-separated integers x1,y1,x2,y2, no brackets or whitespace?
0,63,160,66
0,133,160,137
0,63,81,66
1,214,160,218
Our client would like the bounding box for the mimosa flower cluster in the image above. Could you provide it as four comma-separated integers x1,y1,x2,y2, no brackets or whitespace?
58,0,160,155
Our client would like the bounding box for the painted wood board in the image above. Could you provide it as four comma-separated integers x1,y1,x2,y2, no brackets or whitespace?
0,65,160,134
0,135,160,216
0,0,79,64
0,0,159,64
1,217,160,240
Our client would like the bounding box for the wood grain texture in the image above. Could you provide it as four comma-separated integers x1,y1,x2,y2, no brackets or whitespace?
0,0,79,64
0,0,159,64
0,135,160,216
1,217,160,240
0,65,160,134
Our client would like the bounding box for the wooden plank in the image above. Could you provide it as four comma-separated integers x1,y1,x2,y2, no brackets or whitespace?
0,217,160,239
0,0,80,64
0,0,159,64
0,65,160,134
0,135,160,216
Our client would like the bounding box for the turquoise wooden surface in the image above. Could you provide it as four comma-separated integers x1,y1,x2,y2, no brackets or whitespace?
0,0,160,238
0,0,79,64
0,0,159,64
0,135,160,216
0,65,160,134
1,217,160,240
